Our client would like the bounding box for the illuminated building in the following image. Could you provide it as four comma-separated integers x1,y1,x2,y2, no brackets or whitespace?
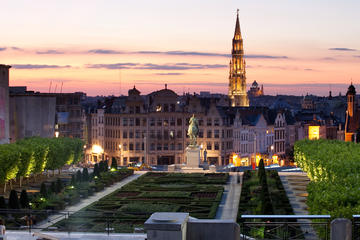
345,83,359,142
248,80,264,98
228,10,249,107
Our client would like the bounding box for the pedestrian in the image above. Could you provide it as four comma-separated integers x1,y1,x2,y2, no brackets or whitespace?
0,219,6,240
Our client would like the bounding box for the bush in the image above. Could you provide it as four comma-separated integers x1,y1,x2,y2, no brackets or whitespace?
0,196,7,209
50,181,57,194
20,189,29,209
76,170,82,182
93,164,100,177
82,168,89,182
111,157,118,170
9,190,20,209
56,178,63,193
40,182,48,197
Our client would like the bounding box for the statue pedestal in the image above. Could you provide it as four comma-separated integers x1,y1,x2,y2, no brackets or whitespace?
182,146,203,172
186,146,200,167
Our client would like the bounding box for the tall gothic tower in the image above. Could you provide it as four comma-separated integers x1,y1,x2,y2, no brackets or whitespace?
228,10,249,107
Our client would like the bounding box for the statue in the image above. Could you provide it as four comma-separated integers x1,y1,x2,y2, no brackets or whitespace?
187,114,199,147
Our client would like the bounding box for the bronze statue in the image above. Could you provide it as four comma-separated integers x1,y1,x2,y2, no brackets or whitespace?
187,114,199,147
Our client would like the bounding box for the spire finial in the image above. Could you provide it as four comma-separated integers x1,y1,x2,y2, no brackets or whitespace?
237,9,239,16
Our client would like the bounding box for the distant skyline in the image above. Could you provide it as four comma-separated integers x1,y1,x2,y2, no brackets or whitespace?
1,0,359,96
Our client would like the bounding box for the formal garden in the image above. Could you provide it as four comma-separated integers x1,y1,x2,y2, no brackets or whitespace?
54,172,228,233
0,136,135,229
237,160,299,239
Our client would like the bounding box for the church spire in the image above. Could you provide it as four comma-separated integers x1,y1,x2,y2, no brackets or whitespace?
228,9,249,107
235,9,241,36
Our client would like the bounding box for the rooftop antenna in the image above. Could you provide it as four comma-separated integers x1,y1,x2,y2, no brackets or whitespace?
48,81,52,93
60,82,63,93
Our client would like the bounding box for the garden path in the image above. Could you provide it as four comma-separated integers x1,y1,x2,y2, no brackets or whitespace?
279,172,319,240
34,171,145,229
215,172,242,220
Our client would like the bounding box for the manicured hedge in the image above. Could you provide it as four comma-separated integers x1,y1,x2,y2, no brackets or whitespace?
294,139,360,218
56,172,227,233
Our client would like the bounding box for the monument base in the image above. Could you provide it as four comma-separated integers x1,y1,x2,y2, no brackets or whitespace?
185,146,201,168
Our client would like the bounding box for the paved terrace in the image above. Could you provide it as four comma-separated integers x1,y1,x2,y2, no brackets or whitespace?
216,172,242,220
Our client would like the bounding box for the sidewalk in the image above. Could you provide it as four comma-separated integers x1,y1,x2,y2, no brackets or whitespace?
215,172,242,221
35,171,145,229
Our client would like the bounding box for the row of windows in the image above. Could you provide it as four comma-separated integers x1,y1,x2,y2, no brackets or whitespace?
103,141,232,152
103,129,232,140
275,130,285,140
101,117,223,127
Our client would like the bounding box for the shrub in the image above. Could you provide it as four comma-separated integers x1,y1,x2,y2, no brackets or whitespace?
9,190,20,209
56,178,63,193
82,168,89,182
111,157,118,170
20,189,29,209
50,181,57,194
76,170,82,182
93,164,100,177
0,196,7,209
40,182,48,197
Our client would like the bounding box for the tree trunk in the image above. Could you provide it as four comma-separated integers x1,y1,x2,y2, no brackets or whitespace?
3,182,6,194
9,180,13,190
20,176,23,188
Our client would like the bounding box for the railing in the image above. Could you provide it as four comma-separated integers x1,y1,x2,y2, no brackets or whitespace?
354,215,360,240
239,215,331,240
0,209,142,235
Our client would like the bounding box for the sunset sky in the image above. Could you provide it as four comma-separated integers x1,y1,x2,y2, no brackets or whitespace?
1,0,359,96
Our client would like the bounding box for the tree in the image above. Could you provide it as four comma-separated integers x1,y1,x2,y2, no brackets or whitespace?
0,196,7,209
9,190,20,209
56,178,63,193
19,190,29,209
93,164,100,178
50,181,56,194
16,145,35,187
76,170,82,182
40,182,48,197
82,168,89,182
111,157,118,170
70,175,76,186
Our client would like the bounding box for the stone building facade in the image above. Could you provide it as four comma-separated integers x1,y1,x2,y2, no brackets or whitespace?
0,65,11,144
87,86,300,166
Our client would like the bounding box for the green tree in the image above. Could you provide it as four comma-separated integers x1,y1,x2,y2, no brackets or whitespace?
9,190,20,209
76,170,82,182
56,178,63,193
82,168,89,182
16,145,35,187
50,181,56,194
40,182,48,197
0,144,21,192
19,189,29,209
70,175,76,186
93,164,100,177
111,157,118,170
0,196,7,209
